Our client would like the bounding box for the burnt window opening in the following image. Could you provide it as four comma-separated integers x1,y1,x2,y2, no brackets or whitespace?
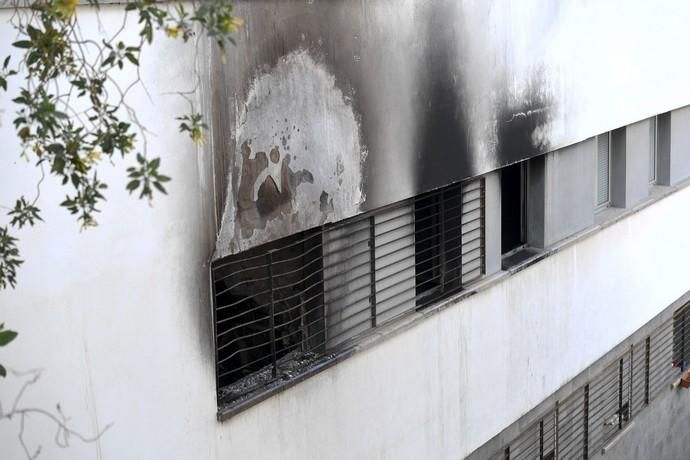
212,178,486,411
500,162,527,255
213,229,325,391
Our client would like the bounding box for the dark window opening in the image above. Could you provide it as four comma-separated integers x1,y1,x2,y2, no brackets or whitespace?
500,162,527,254
414,185,463,305
213,229,325,391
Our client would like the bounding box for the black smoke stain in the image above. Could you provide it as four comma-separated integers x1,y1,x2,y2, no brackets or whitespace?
414,1,473,193
494,70,553,166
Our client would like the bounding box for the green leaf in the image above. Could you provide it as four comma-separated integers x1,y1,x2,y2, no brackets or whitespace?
126,179,140,192
26,52,40,66
12,41,32,49
26,25,40,40
0,364,6,378
153,182,167,194
125,53,139,66
0,329,18,346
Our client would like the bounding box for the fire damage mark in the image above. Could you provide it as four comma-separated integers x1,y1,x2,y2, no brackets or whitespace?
319,191,334,219
237,141,314,239
216,49,366,256
494,70,554,165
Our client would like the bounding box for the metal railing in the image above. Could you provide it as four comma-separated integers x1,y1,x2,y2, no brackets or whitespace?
487,303,690,460
212,178,485,407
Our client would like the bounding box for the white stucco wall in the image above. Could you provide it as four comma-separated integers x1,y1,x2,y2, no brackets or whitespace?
2,4,690,460
0,5,220,459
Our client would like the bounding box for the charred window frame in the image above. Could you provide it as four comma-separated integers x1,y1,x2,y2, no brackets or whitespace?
212,229,325,391
212,178,486,414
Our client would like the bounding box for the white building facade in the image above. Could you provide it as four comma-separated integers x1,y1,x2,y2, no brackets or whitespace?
2,1,690,459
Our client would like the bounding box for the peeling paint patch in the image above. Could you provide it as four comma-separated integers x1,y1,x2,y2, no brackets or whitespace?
237,141,314,238
216,49,366,256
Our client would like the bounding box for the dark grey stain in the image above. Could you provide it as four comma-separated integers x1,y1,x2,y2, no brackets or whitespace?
237,141,313,238
319,191,334,220
494,71,553,166
224,1,554,221
414,0,472,193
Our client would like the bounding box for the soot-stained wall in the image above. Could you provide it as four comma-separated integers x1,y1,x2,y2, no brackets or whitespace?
214,0,690,257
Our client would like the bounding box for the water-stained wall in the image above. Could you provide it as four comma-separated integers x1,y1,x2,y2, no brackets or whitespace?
214,0,690,257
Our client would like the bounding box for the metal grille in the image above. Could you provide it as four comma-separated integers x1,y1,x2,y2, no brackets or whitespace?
212,178,486,407
486,302,690,460
596,133,611,207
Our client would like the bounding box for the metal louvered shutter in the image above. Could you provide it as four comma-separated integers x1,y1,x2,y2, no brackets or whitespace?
596,133,610,207
460,178,485,284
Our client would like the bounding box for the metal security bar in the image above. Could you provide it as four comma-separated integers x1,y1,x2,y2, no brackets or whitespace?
487,302,690,460
212,178,486,407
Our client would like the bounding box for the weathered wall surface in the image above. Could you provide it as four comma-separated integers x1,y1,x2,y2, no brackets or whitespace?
215,0,690,256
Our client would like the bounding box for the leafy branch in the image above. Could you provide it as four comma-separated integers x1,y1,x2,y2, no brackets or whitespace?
0,0,243,288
